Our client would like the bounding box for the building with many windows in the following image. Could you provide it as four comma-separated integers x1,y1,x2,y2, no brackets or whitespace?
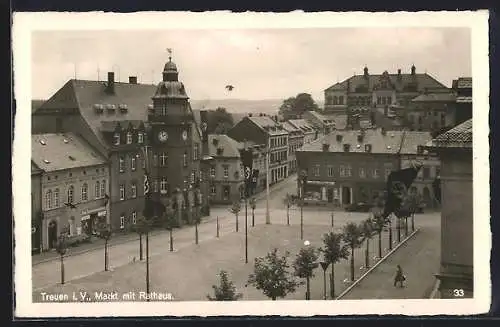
31,162,43,254
453,77,472,126
426,119,473,298
287,119,317,144
31,133,109,251
282,121,304,174
227,115,289,184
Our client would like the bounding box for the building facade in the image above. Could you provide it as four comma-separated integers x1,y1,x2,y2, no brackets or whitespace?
206,134,244,204
453,77,472,126
31,163,43,254
227,115,289,185
408,92,456,132
288,119,317,144
426,119,473,298
32,133,109,251
303,110,335,135
283,121,304,174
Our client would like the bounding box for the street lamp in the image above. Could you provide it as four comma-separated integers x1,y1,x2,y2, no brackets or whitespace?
303,240,311,300
56,234,67,284
319,260,330,300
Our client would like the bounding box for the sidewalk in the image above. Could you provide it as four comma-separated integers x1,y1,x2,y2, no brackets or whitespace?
339,224,440,299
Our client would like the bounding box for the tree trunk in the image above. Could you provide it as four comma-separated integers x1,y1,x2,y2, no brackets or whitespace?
405,216,409,236
139,233,143,261
286,206,290,226
411,213,415,231
195,221,199,245
306,277,310,300
330,263,335,298
60,255,65,285
271,296,276,301
365,238,369,269
378,232,382,259
252,209,255,227
350,246,355,282
397,218,401,243
235,214,239,232
169,229,173,252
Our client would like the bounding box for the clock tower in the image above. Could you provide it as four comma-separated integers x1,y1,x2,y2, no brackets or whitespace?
148,53,202,225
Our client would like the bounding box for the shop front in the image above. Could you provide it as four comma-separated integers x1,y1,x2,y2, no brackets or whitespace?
81,206,107,236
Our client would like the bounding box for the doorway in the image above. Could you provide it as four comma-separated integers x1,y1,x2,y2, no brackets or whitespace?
327,188,334,203
342,187,351,205
48,220,58,249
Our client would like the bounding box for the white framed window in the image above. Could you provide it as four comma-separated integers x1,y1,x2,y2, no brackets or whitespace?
119,156,125,173
373,169,380,178
327,166,334,177
193,143,199,161
132,211,137,224
346,165,352,177
191,170,196,184
67,185,74,204
160,152,167,167
114,133,120,145
120,214,125,229
45,190,52,209
100,180,106,199
210,185,216,194
138,132,144,144
126,132,132,144
160,177,168,194
359,168,366,178
131,156,136,171
53,188,59,208
131,183,137,198
95,181,100,199
313,165,320,177
81,183,88,201
120,184,125,200
340,165,346,177
183,153,188,167
223,166,229,178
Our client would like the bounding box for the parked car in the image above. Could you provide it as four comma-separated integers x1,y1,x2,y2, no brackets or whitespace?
345,202,372,212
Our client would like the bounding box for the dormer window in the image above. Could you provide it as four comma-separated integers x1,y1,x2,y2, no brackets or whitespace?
114,133,120,145
365,144,372,153
138,132,144,144
343,144,351,152
336,134,343,142
126,132,132,144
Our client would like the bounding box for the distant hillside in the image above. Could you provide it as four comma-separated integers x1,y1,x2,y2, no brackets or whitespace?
190,99,283,116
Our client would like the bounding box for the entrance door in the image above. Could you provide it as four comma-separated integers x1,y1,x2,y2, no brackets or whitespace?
342,187,351,205
327,188,334,202
48,220,58,249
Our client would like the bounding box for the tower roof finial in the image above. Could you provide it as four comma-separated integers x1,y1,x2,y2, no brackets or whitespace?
167,48,173,62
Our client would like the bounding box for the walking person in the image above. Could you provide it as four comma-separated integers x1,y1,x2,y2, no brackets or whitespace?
393,264,406,288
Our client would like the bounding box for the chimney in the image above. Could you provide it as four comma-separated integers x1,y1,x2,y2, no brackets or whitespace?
397,69,402,81
107,72,115,94
128,76,137,84
363,66,369,79
411,65,416,75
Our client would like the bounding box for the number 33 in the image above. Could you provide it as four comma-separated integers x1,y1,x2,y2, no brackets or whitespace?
453,289,464,297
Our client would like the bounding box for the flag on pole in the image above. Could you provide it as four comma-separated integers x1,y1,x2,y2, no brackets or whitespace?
241,145,253,197
383,165,422,218
144,172,150,195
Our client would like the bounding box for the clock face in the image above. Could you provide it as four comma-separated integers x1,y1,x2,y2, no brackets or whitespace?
182,130,188,141
158,130,168,142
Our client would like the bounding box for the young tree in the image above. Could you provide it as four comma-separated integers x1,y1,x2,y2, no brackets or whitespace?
249,198,257,227
283,193,294,226
321,232,349,298
371,210,386,259
207,270,242,301
97,223,112,271
293,245,319,300
343,222,365,282
230,200,241,232
163,210,176,252
248,248,299,300
278,93,320,118
360,218,374,269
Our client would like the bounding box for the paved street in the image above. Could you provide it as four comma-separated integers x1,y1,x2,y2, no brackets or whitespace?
32,173,440,300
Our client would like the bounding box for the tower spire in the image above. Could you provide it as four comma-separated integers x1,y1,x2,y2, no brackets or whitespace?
167,48,172,62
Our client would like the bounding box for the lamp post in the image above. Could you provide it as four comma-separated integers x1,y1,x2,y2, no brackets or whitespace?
56,234,67,285
303,240,311,300
320,261,330,300
299,170,308,240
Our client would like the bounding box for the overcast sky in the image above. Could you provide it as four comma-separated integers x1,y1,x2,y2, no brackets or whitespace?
31,28,471,101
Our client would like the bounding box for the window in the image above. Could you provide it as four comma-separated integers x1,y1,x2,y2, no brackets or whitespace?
210,185,216,195
373,169,379,178
153,179,158,193
160,152,167,167
359,168,366,178
223,166,229,178
119,184,125,200
328,166,334,177
95,181,100,199
126,132,132,144
160,177,168,194
100,180,106,199
183,153,188,167
131,156,137,171
210,167,216,177
131,183,137,198
45,190,52,209
339,166,346,177
193,143,199,161
132,211,137,224
313,165,320,177
138,132,144,144
119,156,125,173
120,214,125,229
81,183,88,201
114,133,120,145
53,188,59,208
339,96,344,105
142,154,146,169
191,170,196,184
153,153,158,167
67,185,74,203
346,165,352,177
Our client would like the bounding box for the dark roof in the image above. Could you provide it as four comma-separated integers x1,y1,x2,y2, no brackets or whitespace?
399,131,433,154
288,119,315,133
411,92,456,102
247,116,288,136
32,133,107,172
31,161,42,175
457,77,472,89
100,120,144,132
282,121,302,133
325,71,447,93
153,81,189,99
208,134,242,158
32,99,45,114
299,129,405,154
427,119,472,148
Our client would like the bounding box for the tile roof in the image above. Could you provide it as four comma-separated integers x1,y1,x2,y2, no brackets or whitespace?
305,111,336,125
208,134,242,158
411,92,456,102
288,119,315,133
32,133,107,172
325,72,447,93
427,119,472,148
399,131,433,154
248,116,288,135
31,99,45,114
282,121,302,133
299,129,405,154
